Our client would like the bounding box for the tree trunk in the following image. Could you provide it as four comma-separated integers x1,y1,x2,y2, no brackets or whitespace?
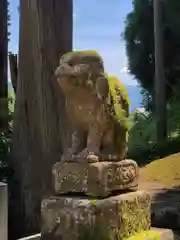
0,0,8,131
9,0,72,238
153,0,167,145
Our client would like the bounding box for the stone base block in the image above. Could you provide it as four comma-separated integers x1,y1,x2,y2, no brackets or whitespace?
41,191,150,240
126,228,174,240
52,159,138,197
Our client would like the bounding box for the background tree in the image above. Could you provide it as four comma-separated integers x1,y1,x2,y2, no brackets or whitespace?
153,0,167,144
9,0,73,238
128,109,156,161
124,0,180,109
0,0,8,131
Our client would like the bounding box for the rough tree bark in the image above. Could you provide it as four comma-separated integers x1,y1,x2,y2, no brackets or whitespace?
0,0,8,131
9,0,72,238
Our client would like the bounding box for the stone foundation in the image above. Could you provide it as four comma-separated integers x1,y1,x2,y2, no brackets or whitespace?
41,191,151,240
52,160,138,197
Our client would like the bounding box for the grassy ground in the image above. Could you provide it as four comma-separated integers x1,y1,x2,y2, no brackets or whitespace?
139,153,180,239
140,153,180,188
8,89,15,97
8,89,15,112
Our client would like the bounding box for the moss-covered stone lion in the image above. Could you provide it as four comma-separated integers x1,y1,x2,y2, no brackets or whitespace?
55,50,130,163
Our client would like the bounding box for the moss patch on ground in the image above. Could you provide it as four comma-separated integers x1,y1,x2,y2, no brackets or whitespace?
140,153,180,187
126,230,160,240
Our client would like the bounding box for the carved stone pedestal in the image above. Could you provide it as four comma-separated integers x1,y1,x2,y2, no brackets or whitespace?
41,191,151,240
52,160,138,197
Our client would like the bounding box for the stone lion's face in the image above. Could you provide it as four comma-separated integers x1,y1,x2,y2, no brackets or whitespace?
55,62,90,94
55,62,89,78
55,53,99,96
55,53,107,98
55,53,103,84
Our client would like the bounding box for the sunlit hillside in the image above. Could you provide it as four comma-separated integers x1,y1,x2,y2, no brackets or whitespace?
140,153,180,187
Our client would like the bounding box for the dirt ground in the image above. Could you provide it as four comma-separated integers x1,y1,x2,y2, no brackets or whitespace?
139,168,180,203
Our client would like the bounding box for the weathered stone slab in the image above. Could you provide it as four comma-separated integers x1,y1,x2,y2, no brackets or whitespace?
0,183,7,240
52,159,138,197
41,191,150,240
126,228,174,240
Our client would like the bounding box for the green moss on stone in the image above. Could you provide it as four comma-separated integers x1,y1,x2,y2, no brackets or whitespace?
116,197,151,239
61,50,103,61
107,75,130,105
126,230,161,240
106,74,130,130
90,199,97,206
78,194,150,240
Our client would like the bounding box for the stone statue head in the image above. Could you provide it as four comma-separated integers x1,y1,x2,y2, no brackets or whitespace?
54,50,110,101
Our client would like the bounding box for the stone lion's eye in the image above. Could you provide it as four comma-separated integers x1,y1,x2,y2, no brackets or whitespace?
68,62,73,67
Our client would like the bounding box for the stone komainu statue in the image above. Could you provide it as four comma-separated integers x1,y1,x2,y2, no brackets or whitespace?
55,50,130,163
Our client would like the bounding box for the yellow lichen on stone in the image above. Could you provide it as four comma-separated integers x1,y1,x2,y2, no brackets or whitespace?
106,74,130,129
108,75,130,105
126,230,161,240
90,199,97,206
118,195,151,239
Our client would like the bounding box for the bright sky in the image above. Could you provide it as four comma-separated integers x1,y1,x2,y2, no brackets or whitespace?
8,0,138,87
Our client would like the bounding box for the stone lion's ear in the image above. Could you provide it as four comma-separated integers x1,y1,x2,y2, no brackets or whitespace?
96,75,109,102
54,66,61,77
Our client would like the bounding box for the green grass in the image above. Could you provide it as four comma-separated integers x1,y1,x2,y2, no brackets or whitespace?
8,90,15,113
8,89,15,98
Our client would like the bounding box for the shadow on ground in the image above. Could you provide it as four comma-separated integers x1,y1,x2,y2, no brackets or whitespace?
150,186,180,230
